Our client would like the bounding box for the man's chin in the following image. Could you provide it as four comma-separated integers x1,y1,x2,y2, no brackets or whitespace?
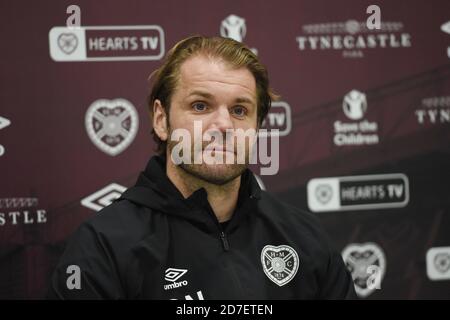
179,163,246,186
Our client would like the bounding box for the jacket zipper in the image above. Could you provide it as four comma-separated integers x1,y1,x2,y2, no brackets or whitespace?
203,202,230,252
219,230,230,251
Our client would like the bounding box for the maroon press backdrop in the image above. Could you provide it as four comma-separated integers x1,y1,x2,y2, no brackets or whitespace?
1,0,449,299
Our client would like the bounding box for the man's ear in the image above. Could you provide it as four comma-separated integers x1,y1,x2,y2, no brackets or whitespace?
153,99,169,141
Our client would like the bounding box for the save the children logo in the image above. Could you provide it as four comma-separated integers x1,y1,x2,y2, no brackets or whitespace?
441,21,450,58
220,14,257,55
334,89,379,146
220,14,246,42
343,89,368,120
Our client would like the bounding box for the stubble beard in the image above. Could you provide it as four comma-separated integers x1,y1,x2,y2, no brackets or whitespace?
179,161,247,186
167,130,249,186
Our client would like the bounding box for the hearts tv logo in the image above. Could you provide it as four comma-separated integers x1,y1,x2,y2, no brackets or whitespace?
57,33,78,54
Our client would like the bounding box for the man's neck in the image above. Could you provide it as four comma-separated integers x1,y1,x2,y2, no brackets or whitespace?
166,159,240,223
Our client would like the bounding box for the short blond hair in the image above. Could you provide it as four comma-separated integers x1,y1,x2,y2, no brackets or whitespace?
148,35,278,154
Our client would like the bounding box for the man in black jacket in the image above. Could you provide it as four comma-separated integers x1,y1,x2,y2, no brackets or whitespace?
48,36,357,300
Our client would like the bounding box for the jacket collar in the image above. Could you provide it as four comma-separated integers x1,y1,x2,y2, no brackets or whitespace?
118,155,261,232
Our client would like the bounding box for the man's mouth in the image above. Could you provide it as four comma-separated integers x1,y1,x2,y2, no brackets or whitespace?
203,145,236,155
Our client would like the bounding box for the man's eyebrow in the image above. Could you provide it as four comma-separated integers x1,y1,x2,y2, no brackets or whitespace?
187,90,256,105
234,97,256,105
187,91,214,99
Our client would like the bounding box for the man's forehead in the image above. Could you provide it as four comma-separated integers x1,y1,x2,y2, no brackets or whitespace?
177,55,257,99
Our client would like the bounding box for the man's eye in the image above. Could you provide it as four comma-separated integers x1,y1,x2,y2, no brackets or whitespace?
231,106,247,117
192,102,207,112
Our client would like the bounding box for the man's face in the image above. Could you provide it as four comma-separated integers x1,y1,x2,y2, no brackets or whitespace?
166,54,258,185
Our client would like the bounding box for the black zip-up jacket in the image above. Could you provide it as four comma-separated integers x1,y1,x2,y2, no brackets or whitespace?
48,156,357,299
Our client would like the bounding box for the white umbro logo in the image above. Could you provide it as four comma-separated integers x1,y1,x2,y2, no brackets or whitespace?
164,268,188,290
0,116,11,130
0,116,11,157
165,268,188,282
81,183,126,211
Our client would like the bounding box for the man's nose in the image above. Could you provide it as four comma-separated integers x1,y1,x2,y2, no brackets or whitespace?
209,105,234,132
